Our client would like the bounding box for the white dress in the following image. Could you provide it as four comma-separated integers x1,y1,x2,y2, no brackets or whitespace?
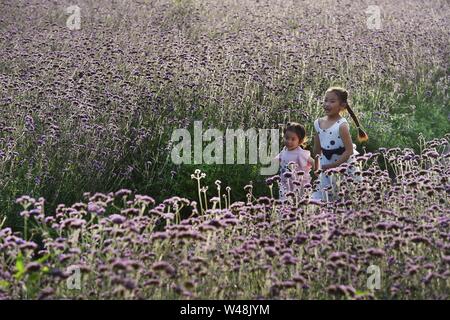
311,117,361,202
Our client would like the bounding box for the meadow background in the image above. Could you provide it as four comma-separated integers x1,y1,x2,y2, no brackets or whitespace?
0,0,448,299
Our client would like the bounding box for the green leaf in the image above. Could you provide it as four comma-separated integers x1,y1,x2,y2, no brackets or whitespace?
355,290,369,296
0,280,10,288
36,254,50,264
14,251,25,280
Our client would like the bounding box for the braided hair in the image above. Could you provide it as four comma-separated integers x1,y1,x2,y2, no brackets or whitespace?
326,86,369,142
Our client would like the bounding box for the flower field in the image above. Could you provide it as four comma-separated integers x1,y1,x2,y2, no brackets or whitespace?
0,0,448,299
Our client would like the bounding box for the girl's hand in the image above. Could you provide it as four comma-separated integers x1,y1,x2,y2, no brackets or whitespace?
314,169,322,177
314,154,320,171
307,157,315,169
313,154,321,176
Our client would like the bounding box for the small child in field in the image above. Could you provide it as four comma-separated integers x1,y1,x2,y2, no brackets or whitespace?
311,86,368,202
274,122,317,200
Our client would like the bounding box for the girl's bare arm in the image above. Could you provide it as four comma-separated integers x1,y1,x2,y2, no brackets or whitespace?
313,133,321,158
312,133,321,175
307,156,315,171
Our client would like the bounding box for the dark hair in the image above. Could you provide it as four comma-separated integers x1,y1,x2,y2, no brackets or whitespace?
284,122,308,148
326,86,369,142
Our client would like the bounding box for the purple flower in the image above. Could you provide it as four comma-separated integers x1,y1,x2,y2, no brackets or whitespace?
264,247,278,257
442,256,450,264
151,232,168,241
152,261,176,276
121,208,140,216
25,262,41,273
135,195,155,205
109,214,126,225
281,253,298,265
294,233,308,245
115,189,132,198
282,172,292,179
87,202,105,215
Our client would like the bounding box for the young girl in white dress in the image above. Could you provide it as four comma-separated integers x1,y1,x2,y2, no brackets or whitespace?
311,87,369,202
